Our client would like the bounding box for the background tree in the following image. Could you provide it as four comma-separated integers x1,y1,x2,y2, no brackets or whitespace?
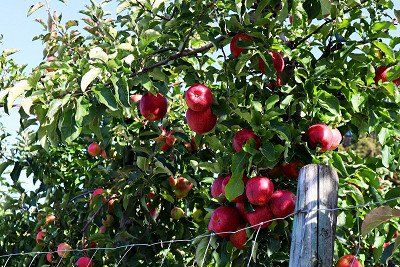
0,0,400,266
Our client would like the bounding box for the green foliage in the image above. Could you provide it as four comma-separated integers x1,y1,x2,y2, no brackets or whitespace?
0,0,400,266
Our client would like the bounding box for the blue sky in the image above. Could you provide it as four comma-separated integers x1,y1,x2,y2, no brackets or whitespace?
0,1,399,191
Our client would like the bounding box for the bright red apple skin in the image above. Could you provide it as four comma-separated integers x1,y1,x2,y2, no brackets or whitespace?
374,66,388,84
245,176,274,206
230,33,252,58
222,175,248,203
46,253,53,263
208,206,243,237
232,129,261,152
88,142,101,157
336,255,362,267
36,230,45,244
186,107,217,134
306,124,333,152
57,243,72,258
246,205,274,229
281,161,303,180
329,128,342,150
394,78,400,86
269,190,296,218
229,227,247,249
211,176,225,199
76,256,94,267
258,51,285,74
139,92,168,121
185,84,213,111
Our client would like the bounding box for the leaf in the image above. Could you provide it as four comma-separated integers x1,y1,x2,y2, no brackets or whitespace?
361,206,400,236
140,29,161,48
371,21,395,32
381,237,400,264
265,95,279,110
320,0,331,16
373,41,394,60
7,80,30,111
332,153,348,177
89,47,108,62
20,96,34,115
225,151,247,201
94,85,118,111
10,162,22,182
303,0,321,20
27,2,44,17
196,236,211,267
381,145,390,168
395,10,400,22
59,106,81,143
81,68,101,92
137,156,148,171
112,76,130,108
318,90,340,115
235,53,253,75
0,161,13,176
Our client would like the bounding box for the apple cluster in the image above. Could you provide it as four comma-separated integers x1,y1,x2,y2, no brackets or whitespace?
305,124,342,152
207,129,296,250
185,84,217,134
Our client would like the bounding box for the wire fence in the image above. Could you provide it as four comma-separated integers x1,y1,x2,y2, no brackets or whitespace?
1,195,400,266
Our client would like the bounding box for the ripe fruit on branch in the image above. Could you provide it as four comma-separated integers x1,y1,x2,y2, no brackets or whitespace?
329,128,342,150
208,206,243,237
374,66,388,84
258,51,285,74
46,253,53,263
176,177,193,193
336,255,362,267
90,188,105,204
211,176,225,200
269,190,296,218
230,33,252,58
139,92,168,121
246,205,274,229
281,161,303,180
232,129,261,152
171,207,185,220
229,227,247,249
169,176,177,187
45,214,56,225
305,124,333,152
88,142,101,157
246,176,274,206
76,256,94,267
186,107,217,134
185,84,213,111
57,243,72,258
99,226,107,234
36,230,45,244
235,202,247,219
222,175,248,203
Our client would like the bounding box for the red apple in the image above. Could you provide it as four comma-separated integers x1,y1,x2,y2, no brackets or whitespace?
186,107,217,134
174,189,189,199
185,84,213,111
76,256,94,267
211,176,225,199
208,206,243,237
139,92,168,121
230,33,252,58
45,214,56,225
222,175,248,203
176,177,193,193
306,124,333,152
336,255,362,267
130,94,142,103
246,205,274,229
258,51,285,74
88,142,101,157
100,150,108,159
36,230,45,244
235,202,247,219
171,207,185,220
229,226,247,249
232,129,261,152
150,208,159,219
329,128,342,150
99,226,107,234
57,243,72,258
46,253,53,263
245,176,274,206
394,78,400,86
169,176,177,187
269,190,296,218
281,161,304,180
374,66,388,84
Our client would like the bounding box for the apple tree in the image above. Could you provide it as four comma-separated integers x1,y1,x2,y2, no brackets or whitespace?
1,0,400,266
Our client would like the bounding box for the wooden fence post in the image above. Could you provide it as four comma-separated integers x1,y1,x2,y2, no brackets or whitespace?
289,164,339,267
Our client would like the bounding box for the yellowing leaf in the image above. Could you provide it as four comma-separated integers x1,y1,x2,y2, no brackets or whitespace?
81,68,101,92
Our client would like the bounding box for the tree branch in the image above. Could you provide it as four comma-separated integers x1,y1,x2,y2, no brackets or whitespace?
293,0,370,49
132,35,226,76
